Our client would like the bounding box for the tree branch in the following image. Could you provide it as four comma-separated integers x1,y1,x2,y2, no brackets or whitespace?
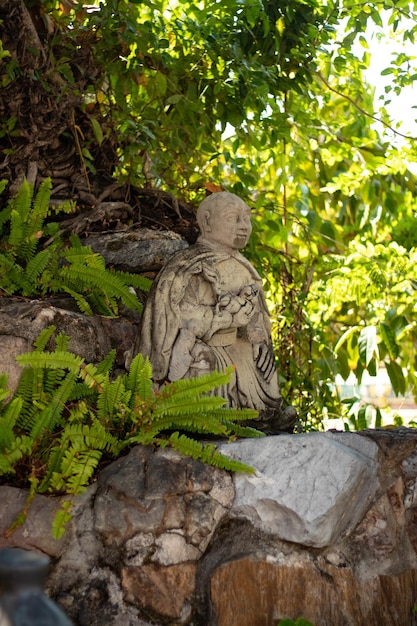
315,70,417,142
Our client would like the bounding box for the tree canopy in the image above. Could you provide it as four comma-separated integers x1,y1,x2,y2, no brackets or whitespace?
2,0,417,429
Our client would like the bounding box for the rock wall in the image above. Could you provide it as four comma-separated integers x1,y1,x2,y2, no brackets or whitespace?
1,429,417,626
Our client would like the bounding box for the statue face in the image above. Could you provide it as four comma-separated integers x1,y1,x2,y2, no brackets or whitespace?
204,203,252,250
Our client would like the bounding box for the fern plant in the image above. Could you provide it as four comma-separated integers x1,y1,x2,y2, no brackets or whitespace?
0,178,151,314
0,327,262,538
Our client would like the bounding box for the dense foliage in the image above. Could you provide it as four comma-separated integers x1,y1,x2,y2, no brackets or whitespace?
2,0,417,430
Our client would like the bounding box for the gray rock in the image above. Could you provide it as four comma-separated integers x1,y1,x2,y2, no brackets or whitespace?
219,431,379,547
83,228,188,273
0,300,138,395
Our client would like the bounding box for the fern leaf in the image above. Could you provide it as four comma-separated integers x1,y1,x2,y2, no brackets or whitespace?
97,377,130,423
14,366,45,432
0,253,32,293
54,332,71,352
154,394,227,416
39,442,68,493
113,269,152,293
0,372,12,404
33,326,57,351
52,500,73,540
79,362,107,389
59,265,142,311
88,289,118,316
25,248,52,283
59,286,94,315
220,420,265,438
16,350,85,374
68,382,97,403
167,432,254,473
127,353,153,400
0,397,23,450
50,448,101,493
30,372,78,439
0,435,33,475
196,406,259,422
142,413,231,437
95,349,116,375
159,367,234,401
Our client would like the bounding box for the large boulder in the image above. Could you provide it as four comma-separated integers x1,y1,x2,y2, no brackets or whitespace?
218,431,379,547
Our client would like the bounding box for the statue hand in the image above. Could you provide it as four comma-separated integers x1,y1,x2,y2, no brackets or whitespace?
168,328,195,381
253,342,276,383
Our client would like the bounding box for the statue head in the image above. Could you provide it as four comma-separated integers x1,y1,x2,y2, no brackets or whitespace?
196,191,252,250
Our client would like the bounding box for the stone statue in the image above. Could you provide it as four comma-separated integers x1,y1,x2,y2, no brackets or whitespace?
137,191,296,433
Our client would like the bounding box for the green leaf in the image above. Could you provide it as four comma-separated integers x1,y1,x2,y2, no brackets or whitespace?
385,360,406,396
90,117,104,145
358,326,378,368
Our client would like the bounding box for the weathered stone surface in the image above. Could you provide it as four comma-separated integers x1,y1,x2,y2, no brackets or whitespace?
210,554,417,626
219,432,379,547
94,446,234,553
0,486,66,556
0,299,138,393
0,336,29,397
121,562,196,622
83,228,188,273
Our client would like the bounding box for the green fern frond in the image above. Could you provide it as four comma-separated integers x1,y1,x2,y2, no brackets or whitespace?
97,377,131,423
167,432,254,473
25,248,53,284
220,420,264,438
64,244,106,270
96,349,117,375
30,371,78,439
197,406,259,422
67,383,96,403
16,350,85,374
9,208,24,248
54,332,71,352
154,394,227,417
0,372,12,403
159,367,234,400
141,413,231,437
47,422,121,493
0,435,34,475
0,397,23,450
127,353,153,400
52,500,73,540
39,442,68,493
59,265,142,311
79,362,107,389
33,326,57,351
59,286,94,315
88,289,118,316
0,253,32,293
113,269,152,293
14,368,45,431
49,447,101,493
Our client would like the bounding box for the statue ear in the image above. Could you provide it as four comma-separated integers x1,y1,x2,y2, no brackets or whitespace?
203,210,211,232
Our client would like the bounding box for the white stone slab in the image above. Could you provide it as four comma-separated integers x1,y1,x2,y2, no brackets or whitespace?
218,432,379,547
